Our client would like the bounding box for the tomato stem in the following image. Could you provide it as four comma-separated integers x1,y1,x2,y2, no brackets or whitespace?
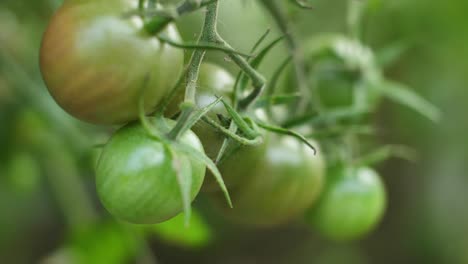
143,0,217,35
168,106,194,140
347,0,366,40
157,35,252,58
166,1,217,140
166,0,269,165
259,0,318,114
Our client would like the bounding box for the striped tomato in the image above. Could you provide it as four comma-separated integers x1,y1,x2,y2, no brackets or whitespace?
96,118,206,224
305,166,387,241
215,136,325,227
40,0,184,124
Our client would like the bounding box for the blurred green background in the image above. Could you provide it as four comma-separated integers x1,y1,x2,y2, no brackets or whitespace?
1,0,467,263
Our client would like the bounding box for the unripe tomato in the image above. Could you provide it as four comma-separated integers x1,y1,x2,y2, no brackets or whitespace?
216,136,325,227
96,118,206,224
284,34,382,110
40,0,184,124
305,166,386,241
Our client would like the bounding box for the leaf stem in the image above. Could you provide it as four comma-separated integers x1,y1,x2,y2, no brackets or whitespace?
259,0,315,113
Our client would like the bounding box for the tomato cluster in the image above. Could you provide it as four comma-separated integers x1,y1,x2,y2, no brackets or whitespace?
39,0,390,241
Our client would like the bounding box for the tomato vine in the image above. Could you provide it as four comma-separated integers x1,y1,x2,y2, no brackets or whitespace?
33,0,441,242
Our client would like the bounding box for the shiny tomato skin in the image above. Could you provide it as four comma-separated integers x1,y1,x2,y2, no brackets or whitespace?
40,0,184,124
96,118,206,224
283,34,382,110
216,136,325,227
305,166,387,241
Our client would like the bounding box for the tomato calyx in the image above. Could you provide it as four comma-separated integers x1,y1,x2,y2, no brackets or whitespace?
138,93,233,216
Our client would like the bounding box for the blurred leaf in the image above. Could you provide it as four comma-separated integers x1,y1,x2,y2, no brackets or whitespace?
376,42,409,68
354,145,418,167
6,151,41,194
13,109,54,149
366,0,382,13
42,221,139,264
380,80,441,122
149,209,213,249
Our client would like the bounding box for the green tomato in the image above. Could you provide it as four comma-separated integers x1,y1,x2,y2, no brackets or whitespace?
216,135,325,227
40,0,184,124
284,34,382,110
305,166,386,241
96,118,206,224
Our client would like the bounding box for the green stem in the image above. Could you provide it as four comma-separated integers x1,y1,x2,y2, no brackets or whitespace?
202,116,263,146
256,121,316,154
167,1,218,139
259,0,315,113
184,0,218,103
138,0,144,10
347,0,366,39
353,145,418,167
157,35,252,57
167,105,194,140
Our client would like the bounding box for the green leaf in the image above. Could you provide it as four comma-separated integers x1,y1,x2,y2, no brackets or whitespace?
354,145,418,167
43,221,138,264
265,56,292,98
172,142,233,208
380,80,441,122
290,0,314,9
150,209,213,248
255,93,300,108
376,42,409,68
201,116,263,146
178,97,223,137
308,125,375,139
215,122,237,164
166,145,192,226
6,152,41,194
250,29,272,54
239,35,285,92
256,121,317,154
282,107,369,128
220,99,260,139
